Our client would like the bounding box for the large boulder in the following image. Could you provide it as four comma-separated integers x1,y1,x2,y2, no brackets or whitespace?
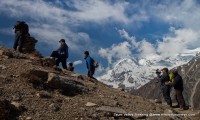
47,73,89,96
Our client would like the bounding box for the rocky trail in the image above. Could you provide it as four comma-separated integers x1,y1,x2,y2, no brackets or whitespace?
0,46,199,120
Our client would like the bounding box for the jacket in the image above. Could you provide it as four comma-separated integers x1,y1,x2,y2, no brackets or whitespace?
160,72,170,86
85,55,95,71
173,74,184,91
57,43,68,58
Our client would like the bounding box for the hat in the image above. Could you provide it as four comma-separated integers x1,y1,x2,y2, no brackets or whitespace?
84,51,89,55
68,62,73,66
161,68,168,72
172,70,178,74
59,39,65,43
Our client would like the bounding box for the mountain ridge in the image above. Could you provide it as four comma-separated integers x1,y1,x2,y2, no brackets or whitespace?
98,48,200,90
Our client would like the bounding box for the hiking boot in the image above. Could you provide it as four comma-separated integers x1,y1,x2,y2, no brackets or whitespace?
178,108,185,111
183,106,189,110
173,104,180,108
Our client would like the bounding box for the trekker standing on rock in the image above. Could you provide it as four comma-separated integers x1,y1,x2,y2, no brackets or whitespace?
13,21,29,52
84,51,96,78
171,70,188,110
50,39,68,69
160,68,172,107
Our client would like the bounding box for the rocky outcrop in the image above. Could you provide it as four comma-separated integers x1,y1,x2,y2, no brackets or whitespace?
22,69,89,96
131,55,200,110
47,73,89,96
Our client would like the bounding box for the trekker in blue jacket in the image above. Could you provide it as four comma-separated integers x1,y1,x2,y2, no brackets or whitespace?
50,39,68,69
84,51,95,78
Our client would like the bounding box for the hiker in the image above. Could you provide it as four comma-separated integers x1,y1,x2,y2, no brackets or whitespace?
67,62,74,72
160,68,172,107
50,39,68,69
84,51,96,78
171,70,187,110
13,21,29,52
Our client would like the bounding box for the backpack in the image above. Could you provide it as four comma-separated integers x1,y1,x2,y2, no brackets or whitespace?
91,58,99,68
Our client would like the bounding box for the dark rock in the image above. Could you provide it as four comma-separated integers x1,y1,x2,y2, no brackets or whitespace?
21,70,48,87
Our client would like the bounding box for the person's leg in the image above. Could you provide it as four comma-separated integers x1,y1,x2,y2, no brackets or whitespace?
61,57,67,69
50,51,59,58
87,70,90,77
55,58,60,67
174,91,180,107
163,86,172,107
13,31,20,50
88,69,95,79
176,90,186,108
18,33,25,52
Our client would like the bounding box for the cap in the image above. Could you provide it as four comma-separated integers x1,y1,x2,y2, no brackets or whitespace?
161,68,167,71
59,39,65,43
68,62,73,66
84,51,89,55
161,68,168,72
172,70,178,74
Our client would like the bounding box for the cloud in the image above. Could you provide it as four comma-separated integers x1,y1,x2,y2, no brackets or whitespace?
137,39,158,59
117,29,138,47
0,0,150,52
73,60,83,66
69,0,130,24
0,0,92,51
157,28,199,57
98,41,133,66
68,0,149,24
151,0,200,30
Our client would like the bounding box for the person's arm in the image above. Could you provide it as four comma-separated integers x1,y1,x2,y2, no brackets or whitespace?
160,75,165,84
172,76,180,87
87,58,92,70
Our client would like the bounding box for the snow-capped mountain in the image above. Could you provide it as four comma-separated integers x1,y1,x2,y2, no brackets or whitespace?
97,48,200,90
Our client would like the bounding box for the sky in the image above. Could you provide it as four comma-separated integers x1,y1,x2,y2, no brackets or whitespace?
0,0,200,76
